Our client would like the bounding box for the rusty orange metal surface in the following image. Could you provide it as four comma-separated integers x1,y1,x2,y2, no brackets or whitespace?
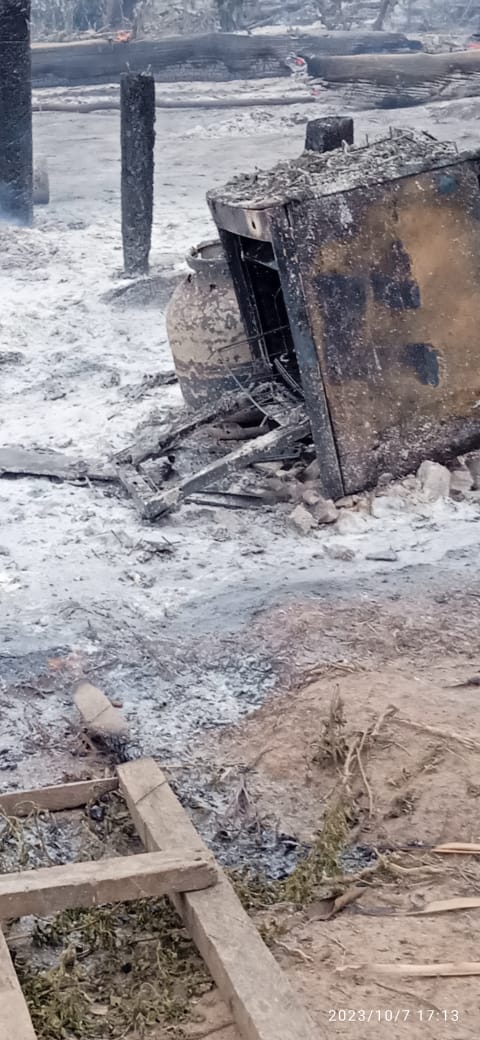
286,161,480,492
209,132,480,497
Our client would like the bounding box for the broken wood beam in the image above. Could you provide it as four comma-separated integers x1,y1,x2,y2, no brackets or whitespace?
0,928,36,1039
125,417,310,520
0,850,217,921
0,446,115,483
34,93,318,113
121,71,155,276
303,48,480,91
0,776,118,818
305,115,354,153
119,758,318,1040
117,466,162,521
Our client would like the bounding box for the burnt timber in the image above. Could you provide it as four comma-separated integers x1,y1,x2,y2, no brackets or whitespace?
31,30,421,87
0,0,33,224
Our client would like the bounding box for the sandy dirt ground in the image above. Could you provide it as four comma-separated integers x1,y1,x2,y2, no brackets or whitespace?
2,81,480,1038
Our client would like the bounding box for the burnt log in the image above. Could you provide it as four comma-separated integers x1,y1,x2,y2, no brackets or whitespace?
0,0,33,224
303,48,480,88
121,71,155,275
31,30,422,88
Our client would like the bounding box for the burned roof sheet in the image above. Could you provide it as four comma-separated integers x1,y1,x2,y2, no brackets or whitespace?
208,129,470,211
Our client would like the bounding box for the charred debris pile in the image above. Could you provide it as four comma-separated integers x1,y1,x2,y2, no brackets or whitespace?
3,108,480,529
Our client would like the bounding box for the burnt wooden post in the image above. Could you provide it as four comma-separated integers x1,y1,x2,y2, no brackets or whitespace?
305,115,354,154
0,0,33,225
120,71,155,275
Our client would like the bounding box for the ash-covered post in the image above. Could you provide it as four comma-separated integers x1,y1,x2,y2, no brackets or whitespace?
305,116,354,154
0,0,33,225
120,71,155,276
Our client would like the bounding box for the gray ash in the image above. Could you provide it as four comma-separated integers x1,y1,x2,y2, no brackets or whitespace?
208,130,471,209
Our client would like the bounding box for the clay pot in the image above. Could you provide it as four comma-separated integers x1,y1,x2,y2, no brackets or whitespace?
166,239,254,408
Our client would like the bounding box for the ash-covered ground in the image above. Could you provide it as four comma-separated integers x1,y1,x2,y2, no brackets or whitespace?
1,81,480,826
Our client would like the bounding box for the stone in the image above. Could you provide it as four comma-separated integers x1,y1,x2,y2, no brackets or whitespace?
288,504,316,534
310,497,338,524
449,465,474,497
417,460,451,500
302,486,322,507
336,494,357,509
326,545,356,561
466,452,480,491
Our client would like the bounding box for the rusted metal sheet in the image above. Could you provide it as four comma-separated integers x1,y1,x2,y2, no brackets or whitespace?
286,160,480,491
270,210,344,500
208,131,480,497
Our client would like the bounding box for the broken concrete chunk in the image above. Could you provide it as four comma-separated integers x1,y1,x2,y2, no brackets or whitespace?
449,465,474,497
302,485,322,507
289,504,316,534
417,460,451,500
310,497,338,524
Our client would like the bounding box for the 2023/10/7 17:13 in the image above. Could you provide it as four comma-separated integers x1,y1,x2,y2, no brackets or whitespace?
327,1009,461,1023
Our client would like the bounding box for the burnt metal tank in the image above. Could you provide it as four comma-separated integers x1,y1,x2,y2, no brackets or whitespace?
166,239,254,408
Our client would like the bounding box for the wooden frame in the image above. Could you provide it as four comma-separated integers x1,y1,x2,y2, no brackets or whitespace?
0,761,317,1040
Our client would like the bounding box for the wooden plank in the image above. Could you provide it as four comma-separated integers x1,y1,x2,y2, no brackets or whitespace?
0,777,119,818
0,928,36,1039
119,758,318,1040
74,682,130,740
0,850,217,921
0,446,115,483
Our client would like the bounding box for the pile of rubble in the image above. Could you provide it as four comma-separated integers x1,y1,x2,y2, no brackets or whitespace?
283,454,480,535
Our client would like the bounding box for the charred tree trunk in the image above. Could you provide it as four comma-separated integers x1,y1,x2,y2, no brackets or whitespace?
373,0,397,30
305,115,354,152
120,71,155,275
0,0,33,225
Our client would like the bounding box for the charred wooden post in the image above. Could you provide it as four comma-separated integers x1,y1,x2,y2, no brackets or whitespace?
120,71,155,275
305,115,354,153
0,0,33,225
